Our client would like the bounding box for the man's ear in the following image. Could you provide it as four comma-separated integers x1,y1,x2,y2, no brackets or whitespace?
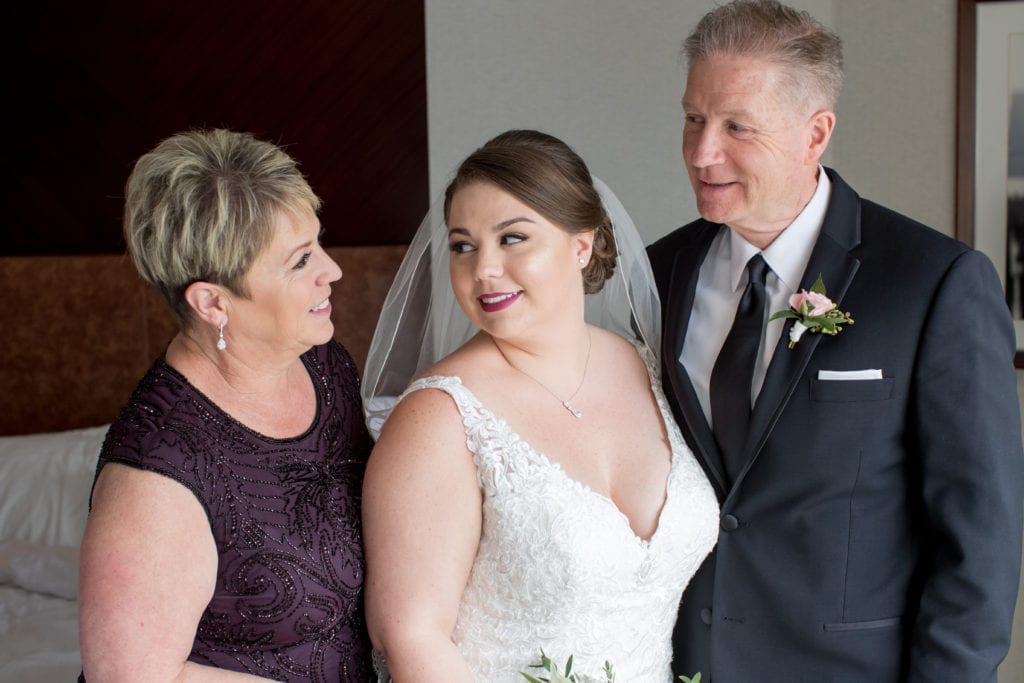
806,109,836,165
183,281,230,328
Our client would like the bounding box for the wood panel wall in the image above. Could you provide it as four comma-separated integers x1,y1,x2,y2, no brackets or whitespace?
0,246,407,436
3,0,428,255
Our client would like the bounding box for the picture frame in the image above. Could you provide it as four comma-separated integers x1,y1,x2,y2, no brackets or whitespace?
956,0,1024,366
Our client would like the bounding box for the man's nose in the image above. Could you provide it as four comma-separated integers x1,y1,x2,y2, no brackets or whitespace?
687,127,724,168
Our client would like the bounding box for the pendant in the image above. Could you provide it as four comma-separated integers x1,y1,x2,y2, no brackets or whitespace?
562,400,582,418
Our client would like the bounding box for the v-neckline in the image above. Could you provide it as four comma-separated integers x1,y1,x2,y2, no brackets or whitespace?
435,371,680,547
523,431,678,546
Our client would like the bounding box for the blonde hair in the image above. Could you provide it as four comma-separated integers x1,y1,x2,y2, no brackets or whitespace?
683,0,843,110
123,128,321,326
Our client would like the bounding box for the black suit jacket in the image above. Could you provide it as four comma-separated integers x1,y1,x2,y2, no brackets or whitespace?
648,169,1024,682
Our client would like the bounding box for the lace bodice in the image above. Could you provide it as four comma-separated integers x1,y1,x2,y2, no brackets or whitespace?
395,344,718,682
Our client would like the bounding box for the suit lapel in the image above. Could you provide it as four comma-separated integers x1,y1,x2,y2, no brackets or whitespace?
662,222,730,497
732,169,863,490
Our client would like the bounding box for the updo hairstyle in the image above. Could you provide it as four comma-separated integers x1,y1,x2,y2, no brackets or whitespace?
443,129,616,295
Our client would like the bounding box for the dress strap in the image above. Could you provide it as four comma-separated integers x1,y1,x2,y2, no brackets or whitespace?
400,375,479,417
399,375,525,491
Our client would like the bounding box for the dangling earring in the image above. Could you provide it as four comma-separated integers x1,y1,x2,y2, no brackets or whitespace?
217,322,227,351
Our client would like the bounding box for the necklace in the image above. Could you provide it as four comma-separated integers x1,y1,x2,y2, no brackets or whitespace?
493,330,592,418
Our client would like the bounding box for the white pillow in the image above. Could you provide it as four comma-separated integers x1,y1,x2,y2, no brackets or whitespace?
0,539,79,599
0,424,108,548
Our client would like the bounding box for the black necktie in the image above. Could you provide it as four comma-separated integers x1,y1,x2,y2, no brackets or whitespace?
710,254,769,484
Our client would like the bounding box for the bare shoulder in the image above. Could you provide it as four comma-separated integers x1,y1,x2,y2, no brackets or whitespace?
421,332,499,382
79,463,217,676
375,382,467,453
592,326,642,352
584,328,662,411
88,462,208,532
368,377,480,489
83,463,215,578
592,327,650,370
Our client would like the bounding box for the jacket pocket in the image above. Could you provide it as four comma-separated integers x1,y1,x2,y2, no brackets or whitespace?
810,377,894,402
822,616,902,632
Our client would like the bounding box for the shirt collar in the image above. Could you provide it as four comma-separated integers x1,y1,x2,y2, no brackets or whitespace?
724,165,831,292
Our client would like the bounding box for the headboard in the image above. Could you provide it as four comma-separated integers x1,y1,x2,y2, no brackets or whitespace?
0,246,406,436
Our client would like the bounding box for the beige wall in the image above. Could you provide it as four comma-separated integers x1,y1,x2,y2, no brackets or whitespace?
426,0,966,241
426,0,1023,676
830,1,957,236
426,0,834,243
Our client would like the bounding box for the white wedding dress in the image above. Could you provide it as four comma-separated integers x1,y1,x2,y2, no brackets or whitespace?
378,343,719,682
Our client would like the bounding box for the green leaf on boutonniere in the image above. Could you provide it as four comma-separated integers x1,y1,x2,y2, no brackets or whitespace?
768,273,854,348
809,273,827,295
767,309,799,322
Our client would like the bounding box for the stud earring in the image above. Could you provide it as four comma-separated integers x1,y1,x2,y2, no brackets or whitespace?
217,322,227,351
579,257,586,265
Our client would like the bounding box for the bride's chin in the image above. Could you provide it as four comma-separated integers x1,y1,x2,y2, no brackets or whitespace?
477,320,526,345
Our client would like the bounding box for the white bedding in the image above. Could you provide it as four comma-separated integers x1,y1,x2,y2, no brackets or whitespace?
0,585,80,682
0,423,108,683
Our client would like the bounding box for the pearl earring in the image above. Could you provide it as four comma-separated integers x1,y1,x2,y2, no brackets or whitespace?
579,258,586,265
217,322,227,351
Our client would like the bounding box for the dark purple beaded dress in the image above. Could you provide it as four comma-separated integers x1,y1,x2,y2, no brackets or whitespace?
92,340,373,682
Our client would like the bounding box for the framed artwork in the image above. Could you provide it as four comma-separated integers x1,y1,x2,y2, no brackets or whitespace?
957,0,1024,366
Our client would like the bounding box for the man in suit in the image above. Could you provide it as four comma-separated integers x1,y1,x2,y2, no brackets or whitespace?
648,1,1024,680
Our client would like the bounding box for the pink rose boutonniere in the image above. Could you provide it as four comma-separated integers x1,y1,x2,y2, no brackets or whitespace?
769,274,854,348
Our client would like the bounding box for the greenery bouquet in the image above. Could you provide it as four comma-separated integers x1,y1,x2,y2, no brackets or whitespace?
520,650,700,683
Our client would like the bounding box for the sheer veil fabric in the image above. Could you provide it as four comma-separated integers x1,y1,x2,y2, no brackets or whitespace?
361,177,661,439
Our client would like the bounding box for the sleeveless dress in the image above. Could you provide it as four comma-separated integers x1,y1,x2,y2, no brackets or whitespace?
384,343,718,682
92,340,374,682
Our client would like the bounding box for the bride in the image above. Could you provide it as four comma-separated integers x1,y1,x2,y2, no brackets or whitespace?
360,129,718,682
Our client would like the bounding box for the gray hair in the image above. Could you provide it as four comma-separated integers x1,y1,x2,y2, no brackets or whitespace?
123,128,321,327
682,0,843,109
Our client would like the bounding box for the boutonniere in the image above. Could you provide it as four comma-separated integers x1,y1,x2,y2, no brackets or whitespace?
769,274,854,349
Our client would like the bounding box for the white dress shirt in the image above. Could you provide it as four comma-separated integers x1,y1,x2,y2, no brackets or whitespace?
680,167,832,427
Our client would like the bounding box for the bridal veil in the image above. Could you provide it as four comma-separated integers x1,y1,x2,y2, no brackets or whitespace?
361,176,661,439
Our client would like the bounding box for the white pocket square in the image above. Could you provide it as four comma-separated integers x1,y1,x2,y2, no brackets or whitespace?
818,369,883,380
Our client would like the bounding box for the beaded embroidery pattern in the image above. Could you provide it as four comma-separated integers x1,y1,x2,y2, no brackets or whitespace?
95,341,373,682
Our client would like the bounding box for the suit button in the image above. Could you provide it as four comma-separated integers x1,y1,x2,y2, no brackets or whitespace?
721,514,739,531
700,607,713,625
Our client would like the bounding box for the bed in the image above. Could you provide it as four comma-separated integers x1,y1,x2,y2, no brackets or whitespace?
0,246,405,682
